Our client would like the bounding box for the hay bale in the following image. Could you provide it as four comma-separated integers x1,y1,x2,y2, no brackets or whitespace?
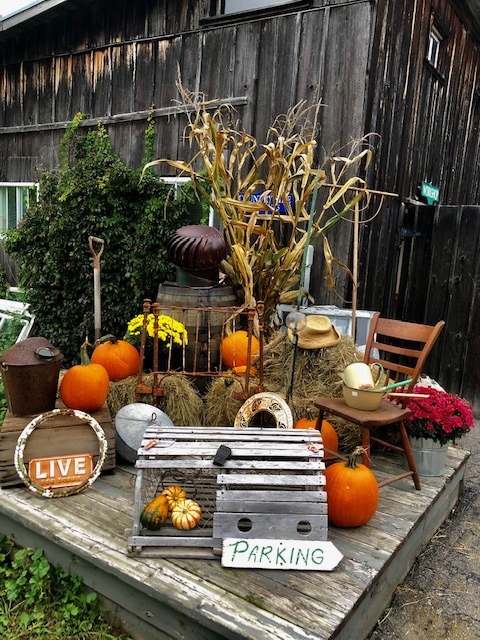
107,374,203,426
159,375,203,426
262,333,364,450
107,375,138,419
203,377,244,427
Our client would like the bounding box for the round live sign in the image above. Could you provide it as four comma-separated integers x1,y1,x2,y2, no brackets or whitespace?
14,408,107,498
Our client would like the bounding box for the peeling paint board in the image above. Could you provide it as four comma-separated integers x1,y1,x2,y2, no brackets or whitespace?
217,488,327,503
128,535,219,548
142,426,319,437
213,512,328,541
216,473,325,487
137,458,322,470
216,499,328,515
138,443,322,458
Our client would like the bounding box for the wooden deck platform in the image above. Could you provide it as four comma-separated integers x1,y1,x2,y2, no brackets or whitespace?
0,446,469,640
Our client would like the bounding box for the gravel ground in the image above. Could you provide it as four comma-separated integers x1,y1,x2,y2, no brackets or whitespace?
368,419,480,640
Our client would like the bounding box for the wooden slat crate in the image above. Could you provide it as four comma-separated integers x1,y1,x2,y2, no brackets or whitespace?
126,426,327,558
0,400,116,487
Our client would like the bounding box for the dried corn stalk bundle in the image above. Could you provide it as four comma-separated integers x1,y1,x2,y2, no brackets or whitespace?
143,85,372,331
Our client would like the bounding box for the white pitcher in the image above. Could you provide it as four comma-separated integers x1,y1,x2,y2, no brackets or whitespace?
341,362,384,389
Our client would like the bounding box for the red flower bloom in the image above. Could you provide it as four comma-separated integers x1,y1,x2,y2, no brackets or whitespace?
406,386,474,446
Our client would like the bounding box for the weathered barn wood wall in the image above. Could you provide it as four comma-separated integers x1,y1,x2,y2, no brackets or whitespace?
1,0,479,406
392,204,480,410
353,0,480,406
0,0,373,307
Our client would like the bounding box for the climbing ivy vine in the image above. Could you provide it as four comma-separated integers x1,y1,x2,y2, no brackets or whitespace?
5,115,198,366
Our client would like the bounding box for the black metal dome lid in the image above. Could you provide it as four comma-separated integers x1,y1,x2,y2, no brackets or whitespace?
167,225,227,270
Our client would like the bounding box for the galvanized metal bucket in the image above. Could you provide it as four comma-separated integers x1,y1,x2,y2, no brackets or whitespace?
0,337,63,416
115,403,174,463
403,437,449,476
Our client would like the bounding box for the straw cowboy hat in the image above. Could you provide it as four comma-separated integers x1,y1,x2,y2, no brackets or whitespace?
288,315,341,349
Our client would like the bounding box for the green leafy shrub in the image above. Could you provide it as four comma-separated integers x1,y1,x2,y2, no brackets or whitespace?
0,265,8,298
0,311,30,426
5,116,196,366
0,537,131,639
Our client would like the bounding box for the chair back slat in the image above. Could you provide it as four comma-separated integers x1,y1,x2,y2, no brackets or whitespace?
372,317,439,342
363,312,445,404
372,359,415,380
371,340,423,361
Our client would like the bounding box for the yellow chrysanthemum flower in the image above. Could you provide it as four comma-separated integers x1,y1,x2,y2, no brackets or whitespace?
124,313,188,349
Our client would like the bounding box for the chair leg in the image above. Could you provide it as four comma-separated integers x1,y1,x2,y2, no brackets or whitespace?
315,410,324,431
399,421,421,490
362,427,371,467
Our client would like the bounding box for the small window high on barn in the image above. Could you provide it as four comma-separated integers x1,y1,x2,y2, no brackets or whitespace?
208,0,310,16
0,184,37,233
427,26,442,68
223,0,297,12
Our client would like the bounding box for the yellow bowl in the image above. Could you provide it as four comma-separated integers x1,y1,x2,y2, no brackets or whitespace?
342,384,385,411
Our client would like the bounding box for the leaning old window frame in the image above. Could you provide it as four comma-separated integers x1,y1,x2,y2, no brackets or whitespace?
0,183,39,233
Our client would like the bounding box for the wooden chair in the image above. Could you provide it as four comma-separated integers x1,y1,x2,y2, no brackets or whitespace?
314,313,445,489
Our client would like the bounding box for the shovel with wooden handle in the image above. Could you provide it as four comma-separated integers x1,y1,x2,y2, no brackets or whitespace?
88,236,104,343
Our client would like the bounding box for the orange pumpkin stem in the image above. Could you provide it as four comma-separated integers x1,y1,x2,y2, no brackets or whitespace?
97,334,119,345
79,339,92,366
346,446,367,469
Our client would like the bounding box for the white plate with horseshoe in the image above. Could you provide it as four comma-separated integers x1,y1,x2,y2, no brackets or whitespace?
234,392,293,429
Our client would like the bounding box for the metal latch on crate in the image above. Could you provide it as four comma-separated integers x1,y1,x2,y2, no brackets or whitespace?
213,445,232,466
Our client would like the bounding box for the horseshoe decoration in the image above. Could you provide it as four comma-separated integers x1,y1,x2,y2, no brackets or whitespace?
234,392,293,429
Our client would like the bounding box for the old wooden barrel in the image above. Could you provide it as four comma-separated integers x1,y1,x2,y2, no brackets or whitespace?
156,283,238,374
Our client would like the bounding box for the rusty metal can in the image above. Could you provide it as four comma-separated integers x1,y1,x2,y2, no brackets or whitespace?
0,337,63,416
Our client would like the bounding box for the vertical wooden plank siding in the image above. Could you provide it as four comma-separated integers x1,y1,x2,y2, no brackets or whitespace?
436,206,480,393
231,21,262,135
311,2,373,305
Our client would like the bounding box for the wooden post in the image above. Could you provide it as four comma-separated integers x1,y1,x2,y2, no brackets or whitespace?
351,202,359,341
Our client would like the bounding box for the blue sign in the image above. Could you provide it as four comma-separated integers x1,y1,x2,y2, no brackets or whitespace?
239,193,295,213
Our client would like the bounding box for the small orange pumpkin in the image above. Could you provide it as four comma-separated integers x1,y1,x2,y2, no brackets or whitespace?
220,330,260,370
293,418,339,458
91,334,140,381
161,485,187,509
324,447,379,527
60,341,110,413
170,499,202,530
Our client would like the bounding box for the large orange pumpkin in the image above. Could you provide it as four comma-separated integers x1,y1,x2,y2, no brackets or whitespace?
220,330,260,369
60,341,110,412
324,448,379,527
91,334,140,381
293,418,339,458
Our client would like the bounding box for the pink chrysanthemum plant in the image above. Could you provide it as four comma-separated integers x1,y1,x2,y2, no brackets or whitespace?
406,385,475,446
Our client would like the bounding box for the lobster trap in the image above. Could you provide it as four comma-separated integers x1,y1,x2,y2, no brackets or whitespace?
134,298,266,402
126,425,327,558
